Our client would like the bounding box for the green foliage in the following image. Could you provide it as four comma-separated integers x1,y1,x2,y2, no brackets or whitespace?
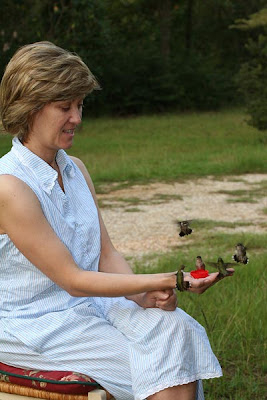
1,0,265,114
233,7,267,130
237,34,267,130
231,7,267,30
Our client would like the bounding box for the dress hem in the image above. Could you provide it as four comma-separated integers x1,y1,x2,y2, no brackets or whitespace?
135,372,222,400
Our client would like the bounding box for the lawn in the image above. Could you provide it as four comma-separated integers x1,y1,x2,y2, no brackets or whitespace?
1,108,266,190
76,108,266,189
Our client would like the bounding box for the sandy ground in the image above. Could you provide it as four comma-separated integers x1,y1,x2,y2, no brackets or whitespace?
98,174,267,258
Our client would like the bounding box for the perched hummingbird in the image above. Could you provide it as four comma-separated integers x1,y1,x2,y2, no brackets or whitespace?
176,265,189,291
232,243,249,264
196,256,205,270
177,220,193,237
190,256,209,278
207,257,236,278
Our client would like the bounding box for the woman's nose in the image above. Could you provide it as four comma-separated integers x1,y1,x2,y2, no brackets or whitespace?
69,107,82,125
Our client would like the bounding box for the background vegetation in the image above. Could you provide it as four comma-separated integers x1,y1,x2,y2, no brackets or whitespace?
0,0,267,128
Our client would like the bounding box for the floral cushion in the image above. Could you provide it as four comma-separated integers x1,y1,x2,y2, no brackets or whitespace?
0,362,99,395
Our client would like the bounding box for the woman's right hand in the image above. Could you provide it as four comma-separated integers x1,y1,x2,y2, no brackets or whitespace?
136,289,178,311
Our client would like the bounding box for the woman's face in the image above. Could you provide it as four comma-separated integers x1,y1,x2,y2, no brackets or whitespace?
26,98,84,152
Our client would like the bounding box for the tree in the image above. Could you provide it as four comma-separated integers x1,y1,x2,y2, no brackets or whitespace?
1,0,265,115
233,7,267,130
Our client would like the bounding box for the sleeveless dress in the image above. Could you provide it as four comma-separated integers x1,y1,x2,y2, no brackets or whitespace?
0,138,222,400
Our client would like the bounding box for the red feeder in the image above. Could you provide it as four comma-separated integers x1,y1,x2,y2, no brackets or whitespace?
190,269,209,279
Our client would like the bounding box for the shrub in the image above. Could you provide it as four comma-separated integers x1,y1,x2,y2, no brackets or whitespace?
237,34,267,130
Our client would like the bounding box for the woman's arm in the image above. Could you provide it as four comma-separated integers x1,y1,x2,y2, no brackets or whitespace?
0,174,177,298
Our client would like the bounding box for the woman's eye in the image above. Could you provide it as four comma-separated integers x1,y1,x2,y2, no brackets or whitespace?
62,107,70,112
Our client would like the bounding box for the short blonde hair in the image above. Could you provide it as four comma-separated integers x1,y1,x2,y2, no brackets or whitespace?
0,41,100,141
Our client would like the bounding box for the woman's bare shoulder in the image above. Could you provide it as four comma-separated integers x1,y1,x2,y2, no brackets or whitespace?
0,174,35,199
0,174,28,196
0,174,41,231
69,155,87,172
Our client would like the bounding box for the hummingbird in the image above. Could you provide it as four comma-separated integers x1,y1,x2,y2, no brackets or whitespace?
177,220,193,237
232,243,249,264
207,257,236,278
190,256,209,278
196,256,205,270
176,265,190,291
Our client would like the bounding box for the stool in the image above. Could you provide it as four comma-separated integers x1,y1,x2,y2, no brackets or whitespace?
0,363,114,400
0,381,113,399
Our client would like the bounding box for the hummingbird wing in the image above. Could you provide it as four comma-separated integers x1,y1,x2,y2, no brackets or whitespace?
185,219,193,225
206,262,218,268
224,262,237,267
177,219,193,225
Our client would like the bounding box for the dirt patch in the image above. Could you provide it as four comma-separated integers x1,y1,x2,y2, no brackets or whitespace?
98,174,267,258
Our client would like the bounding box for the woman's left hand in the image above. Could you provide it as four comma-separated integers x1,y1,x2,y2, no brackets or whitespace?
183,269,234,294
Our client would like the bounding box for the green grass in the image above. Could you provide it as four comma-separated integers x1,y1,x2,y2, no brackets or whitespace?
74,109,265,188
2,108,264,188
98,192,183,209
216,180,267,204
133,232,267,400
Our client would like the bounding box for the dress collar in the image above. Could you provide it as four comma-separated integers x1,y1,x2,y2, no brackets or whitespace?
11,137,76,194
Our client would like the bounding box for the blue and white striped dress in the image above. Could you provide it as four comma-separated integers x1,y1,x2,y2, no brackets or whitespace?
0,138,222,400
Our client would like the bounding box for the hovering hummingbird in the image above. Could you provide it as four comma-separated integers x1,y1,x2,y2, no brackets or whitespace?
232,243,249,264
207,257,236,278
177,220,193,237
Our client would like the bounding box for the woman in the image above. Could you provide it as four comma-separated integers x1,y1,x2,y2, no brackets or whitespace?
0,42,233,400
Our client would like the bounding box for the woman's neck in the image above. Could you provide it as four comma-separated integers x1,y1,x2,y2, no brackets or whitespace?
22,139,58,168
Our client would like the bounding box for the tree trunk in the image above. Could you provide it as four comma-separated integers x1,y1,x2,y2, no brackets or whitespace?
185,0,194,52
158,0,172,64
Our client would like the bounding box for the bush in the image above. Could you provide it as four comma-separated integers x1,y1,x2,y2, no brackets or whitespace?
237,34,267,130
